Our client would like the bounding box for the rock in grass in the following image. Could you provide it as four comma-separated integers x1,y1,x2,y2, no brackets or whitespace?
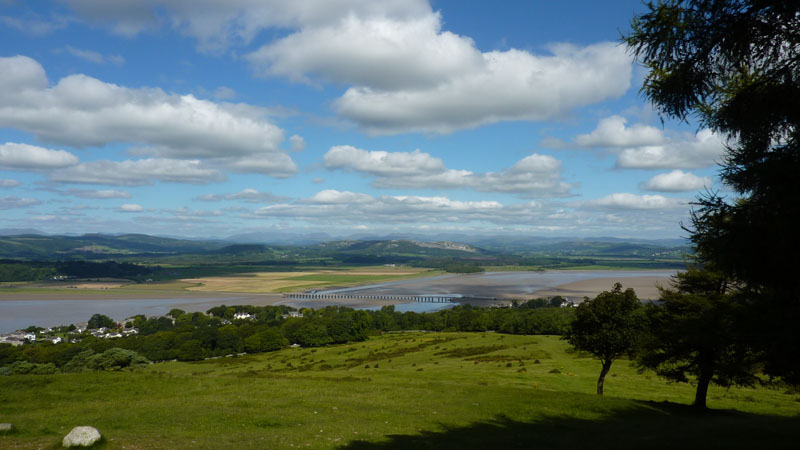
0,423,13,434
62,426,101,447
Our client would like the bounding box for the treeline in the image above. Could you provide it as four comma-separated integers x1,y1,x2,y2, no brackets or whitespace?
0,260,157,282
0,263,57,282
0,303,574,372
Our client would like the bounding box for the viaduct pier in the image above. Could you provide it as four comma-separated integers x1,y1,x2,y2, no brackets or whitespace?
283,292,460,303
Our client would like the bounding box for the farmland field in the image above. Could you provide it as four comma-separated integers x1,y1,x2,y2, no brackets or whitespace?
182,267,439,294
1,332,797,449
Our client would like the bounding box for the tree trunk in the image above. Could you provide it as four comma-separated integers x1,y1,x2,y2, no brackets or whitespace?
597,360,613,395
693,369,713,408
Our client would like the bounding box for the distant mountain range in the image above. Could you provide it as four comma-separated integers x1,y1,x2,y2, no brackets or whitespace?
0,231,689,261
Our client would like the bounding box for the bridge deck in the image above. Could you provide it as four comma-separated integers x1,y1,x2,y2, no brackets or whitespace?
283,293,459,303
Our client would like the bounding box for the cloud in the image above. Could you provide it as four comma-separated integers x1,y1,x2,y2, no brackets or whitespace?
62,3,631,134
289,135,306,152
64,0,431,52
323,146,572,197
62,45,125,65
117,203,144,212
163,207,222,218
0,55,296,178
244,189,687,237
643,170,712,192
196,188,285,203
0,178,20,188
548,115,727,170
248,13,483,90
324,145,445,177
334,42,630,135
572,115,665,147
308,189,374,204
616,129,726,169
66,189,131,199
255,190,513,225
0,15,69,36
0,142,79,170
0,196,40,210
579,193,687,210
213,86,236,100
49,159,224,186
242,7,632,135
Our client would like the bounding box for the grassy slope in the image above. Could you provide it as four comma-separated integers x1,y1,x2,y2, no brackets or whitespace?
1,333,798,449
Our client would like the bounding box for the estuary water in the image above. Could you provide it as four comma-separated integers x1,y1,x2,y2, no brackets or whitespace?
0,270,675,333
0,297,248,334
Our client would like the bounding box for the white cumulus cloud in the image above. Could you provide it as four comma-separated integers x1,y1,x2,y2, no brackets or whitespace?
61,2,632,134
330,42,631,135
50,159,224,186
580,193,687,210
117,203,144,212
323,146,572,197
196,188,285,203
66,189,131,199
0,142,79,170
643,170,712,192
616,129,726,169
0,55,296,178
573,115,665,147
64,0,431,52
324,145,446,177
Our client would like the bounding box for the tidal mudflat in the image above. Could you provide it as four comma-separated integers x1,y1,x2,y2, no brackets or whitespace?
0,270,674,333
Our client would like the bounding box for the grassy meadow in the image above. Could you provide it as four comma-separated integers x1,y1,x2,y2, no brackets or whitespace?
1,332,798,449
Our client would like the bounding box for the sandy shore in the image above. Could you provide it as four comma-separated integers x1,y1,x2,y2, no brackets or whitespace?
530,275,672,300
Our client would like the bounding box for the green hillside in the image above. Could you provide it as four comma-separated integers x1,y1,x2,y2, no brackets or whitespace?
1,332,797,449
0,234,226,259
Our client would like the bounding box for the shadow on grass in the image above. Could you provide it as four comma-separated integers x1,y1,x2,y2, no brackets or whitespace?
339,401,800,450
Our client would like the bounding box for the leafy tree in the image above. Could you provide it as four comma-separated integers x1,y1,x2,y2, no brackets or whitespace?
215,325,243,354
86,348,149,370
138,317,174,335
350,310,372,341
0,361,56,375
167,309,186,319
244,329,287,353
174,339,206,361
87,313,116,329
564,283,645,395
625,0,800,383
637,266,759,408
62,348,95,373
292,323,332,347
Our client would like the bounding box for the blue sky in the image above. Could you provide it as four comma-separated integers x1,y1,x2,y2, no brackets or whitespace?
0,1,725,240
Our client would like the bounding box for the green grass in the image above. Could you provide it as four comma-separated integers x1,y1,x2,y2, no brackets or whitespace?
1,333,798,449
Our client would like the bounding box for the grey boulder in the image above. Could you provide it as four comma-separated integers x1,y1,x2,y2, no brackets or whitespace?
62,426,101,447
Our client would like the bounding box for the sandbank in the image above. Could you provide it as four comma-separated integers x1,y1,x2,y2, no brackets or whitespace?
530,275,672,300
